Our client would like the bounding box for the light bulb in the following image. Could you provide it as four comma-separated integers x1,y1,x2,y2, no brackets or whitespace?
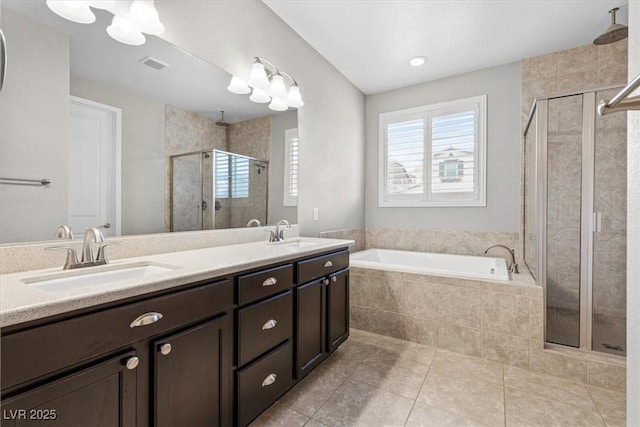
248,61,270,91
128,0,164,35
269,97,288,112
250,88,271,104
227,76,251,94
269,74,287,100
286,85,304,108
46,0,96,24
107,15,146,46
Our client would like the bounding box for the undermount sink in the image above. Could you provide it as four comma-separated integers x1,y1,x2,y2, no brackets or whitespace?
268,238,322,248
23,263,178,292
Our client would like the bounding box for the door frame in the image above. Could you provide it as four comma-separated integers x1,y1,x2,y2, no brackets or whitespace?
69,95,122,237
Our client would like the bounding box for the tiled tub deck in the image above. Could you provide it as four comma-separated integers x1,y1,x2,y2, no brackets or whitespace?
349,265,626,393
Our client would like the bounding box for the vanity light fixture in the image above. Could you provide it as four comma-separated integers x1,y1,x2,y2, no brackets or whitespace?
46,0,164,46
228,57,304,110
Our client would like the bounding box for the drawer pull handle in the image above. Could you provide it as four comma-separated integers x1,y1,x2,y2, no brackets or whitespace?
331,276,337,282
262,374,277,387
160,343,172,355
323,279,330,286
125,356,139,370
130,312,163,328
262,277,277,287
262,319,277,330
324,261,333,268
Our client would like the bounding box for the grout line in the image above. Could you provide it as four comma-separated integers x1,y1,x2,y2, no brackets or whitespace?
402,348,435,427
585,385,609,427
502,362,507,427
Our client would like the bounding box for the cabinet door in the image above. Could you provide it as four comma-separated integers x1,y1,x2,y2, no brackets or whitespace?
327,269,349,353
0,351,137,427
295,278,326,379
153,315,232,427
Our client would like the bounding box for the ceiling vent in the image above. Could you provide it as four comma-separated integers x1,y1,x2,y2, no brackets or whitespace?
139,56,170,70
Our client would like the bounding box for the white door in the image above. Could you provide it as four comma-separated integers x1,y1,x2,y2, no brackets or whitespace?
69,96,121,237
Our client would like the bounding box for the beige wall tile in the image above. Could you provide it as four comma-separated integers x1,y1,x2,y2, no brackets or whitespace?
439,286,483,328
597,39,628,86
481,331,530,368
522,53,558,80
588,359,626,392
404,316,440,347
557,45,598,76
557,70,600,92
438,324,481,357
481,292,530,338
350,274,404,312
541,350,588,383
530,294,544,342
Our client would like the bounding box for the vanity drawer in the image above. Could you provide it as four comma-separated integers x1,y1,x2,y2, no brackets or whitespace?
1,279,232,391
297,250,349,284
237,264,293,305
237,340,293,426
237,291,292,367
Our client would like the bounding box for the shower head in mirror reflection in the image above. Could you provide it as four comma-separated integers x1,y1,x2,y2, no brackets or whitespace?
227,57,304,111
46,0,165,46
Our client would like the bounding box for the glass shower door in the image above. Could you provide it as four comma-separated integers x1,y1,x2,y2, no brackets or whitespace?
545,94,583,348
592,88,627,356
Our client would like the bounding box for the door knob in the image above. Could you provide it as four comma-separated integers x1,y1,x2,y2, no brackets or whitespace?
102,222,111,229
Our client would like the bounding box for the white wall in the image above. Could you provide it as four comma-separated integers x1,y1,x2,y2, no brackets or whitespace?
0,10,70,243
70,78,166,236
365,62,521,232
627,0,639,422
269,110,298,224
156,0,366,236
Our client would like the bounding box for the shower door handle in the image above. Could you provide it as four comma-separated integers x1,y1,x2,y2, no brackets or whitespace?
593,212,602,233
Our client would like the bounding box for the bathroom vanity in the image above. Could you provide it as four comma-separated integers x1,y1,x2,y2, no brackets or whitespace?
0,238,351,426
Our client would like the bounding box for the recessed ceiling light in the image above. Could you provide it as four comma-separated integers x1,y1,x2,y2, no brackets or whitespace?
408,56,427,67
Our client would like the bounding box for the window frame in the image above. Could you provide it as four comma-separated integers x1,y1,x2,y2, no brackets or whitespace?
283,128,299,207
378,95,487,207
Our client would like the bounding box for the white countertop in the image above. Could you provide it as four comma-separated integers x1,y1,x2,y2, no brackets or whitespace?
0,237,353,328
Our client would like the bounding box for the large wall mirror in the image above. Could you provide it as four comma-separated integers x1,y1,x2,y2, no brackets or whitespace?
0,1,298,245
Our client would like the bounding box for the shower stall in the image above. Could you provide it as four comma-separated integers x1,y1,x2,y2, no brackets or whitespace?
170,150,268,231
524,86,627,356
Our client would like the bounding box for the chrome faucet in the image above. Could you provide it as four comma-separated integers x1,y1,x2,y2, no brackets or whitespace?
247,219,261,227
46,227,112,270
275,219,291,241
53,225,73,240
82,227,105,263
484,244,519,274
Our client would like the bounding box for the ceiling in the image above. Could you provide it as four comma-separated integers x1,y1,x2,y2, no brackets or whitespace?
263,0,630,94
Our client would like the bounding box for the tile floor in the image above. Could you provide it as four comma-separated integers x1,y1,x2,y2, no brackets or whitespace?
249,329,626,427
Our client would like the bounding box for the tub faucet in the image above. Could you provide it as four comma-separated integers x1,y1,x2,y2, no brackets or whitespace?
247,219,261,227
484,244,519,274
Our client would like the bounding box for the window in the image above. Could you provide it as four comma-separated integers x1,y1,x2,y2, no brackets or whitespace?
214,151,249,199
283,128,299,206
379,95,486,207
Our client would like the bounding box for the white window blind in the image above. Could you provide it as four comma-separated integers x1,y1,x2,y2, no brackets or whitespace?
379,95,486,207
284,128,298,206
214,152,249,199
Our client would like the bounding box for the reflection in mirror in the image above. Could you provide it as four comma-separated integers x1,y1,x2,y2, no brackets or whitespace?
170,150,269,232
0,1,298,244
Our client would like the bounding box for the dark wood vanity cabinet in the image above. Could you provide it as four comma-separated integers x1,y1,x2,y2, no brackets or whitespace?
1,278,234,427
1,246,350,427
295,250,350,379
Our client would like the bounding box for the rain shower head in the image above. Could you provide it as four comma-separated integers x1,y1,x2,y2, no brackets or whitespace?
593,7,628,45
215,111,230,127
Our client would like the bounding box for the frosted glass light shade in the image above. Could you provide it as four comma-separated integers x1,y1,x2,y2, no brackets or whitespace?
129,0,164,35
250,88,271,104
227,76,251,94
46,1,96,24
107,16,146,45
87,0,115,10
269,97,288,112
286,85,304,108
248,62,270,91
269,74,287,100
